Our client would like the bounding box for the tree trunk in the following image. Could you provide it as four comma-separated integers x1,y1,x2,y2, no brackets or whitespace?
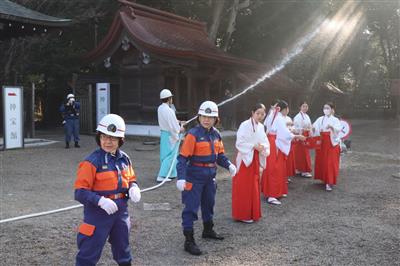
222,0,250,51
4,39,17,82
208,0,226,42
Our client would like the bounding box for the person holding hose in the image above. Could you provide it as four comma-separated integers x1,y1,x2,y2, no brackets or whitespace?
176,101,236,255
232,103,270,223
157,89,184,182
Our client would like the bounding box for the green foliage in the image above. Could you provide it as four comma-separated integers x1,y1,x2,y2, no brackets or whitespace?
0,0,398,124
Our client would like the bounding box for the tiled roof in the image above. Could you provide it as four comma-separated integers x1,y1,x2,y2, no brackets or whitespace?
84,0,261,69
84,1,299,91
0,0,71,27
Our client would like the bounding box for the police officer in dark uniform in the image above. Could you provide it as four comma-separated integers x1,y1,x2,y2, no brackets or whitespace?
60,93,80,148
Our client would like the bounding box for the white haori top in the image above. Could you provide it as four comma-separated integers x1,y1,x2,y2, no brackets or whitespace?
271,112,295,156
264,107,278,134
285,115,295,132
157,103,180,144
236,118,270,171
294,111,312,133
313,115,342,146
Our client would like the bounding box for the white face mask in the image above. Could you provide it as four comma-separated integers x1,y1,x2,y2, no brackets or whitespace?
323,108,331,116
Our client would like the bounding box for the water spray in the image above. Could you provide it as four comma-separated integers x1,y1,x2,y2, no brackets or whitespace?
186,24,322,124
0,23,323,224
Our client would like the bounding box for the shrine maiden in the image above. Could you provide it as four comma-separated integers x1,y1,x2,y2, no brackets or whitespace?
232,103,270,223
312,102,342,191
261,101,278,200
293,102,313,177
262,100,305,205
285,114,296,180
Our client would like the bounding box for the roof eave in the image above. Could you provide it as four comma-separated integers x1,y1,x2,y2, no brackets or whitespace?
0,13,72,27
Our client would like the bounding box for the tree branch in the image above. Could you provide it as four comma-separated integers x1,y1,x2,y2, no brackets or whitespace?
208,0,226,42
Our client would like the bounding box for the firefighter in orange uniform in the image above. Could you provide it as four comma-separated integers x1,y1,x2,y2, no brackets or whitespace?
176,101,237,255
74,114,141,266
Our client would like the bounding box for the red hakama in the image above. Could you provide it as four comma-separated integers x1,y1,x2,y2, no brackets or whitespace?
314,132,340,185
232,150,261,221
294,130,312,173
261,134,287,198
286,141,296,177
261,134,276,196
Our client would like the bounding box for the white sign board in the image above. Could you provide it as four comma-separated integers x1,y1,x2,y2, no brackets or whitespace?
3,86,24,149
96,83,110,125
338,119,352,140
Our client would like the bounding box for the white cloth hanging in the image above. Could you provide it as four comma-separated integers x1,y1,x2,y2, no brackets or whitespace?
271,112,294,156
294,111,312,134
236,118,270,171
313,115,342,146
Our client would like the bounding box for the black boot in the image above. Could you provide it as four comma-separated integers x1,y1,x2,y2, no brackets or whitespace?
74,141,80,148
65,142,69,149
118,262,131,266
202,221,224,240
183,230,202,255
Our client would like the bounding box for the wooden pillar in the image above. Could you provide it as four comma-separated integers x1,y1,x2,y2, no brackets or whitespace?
231,76,238,129
193,78,198,108
30,82,35,138
218,80,223,101
71,73,78,95
87,83,93,133
174,75,180,108
187,74,194,118
205,80,210,100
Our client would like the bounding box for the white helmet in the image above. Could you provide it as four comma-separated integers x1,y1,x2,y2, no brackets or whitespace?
67,93,75,100
198,101,218,117
96,114,126,138
160,89,173,99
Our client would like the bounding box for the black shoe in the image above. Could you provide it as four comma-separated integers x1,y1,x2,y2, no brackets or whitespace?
183,230,202,255
65,142,69,149
118,262,131,266
202,221,224,240
74,141,80,148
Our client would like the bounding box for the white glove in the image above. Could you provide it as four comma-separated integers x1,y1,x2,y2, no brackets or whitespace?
176,179,186,192
129,183,141,203
98,196,118,215
229,164,237,177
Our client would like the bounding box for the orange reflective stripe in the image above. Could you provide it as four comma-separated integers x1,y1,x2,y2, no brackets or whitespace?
75,161,97,190
75,160,136,191
215,140,225,154
180,134,196,157
193,141,212,156
129,166,137,182
121,179,129,188
122,165,136,188
78,223,95,236
93,170,117,191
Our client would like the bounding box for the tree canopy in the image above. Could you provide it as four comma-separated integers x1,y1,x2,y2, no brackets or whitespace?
1,0,398,124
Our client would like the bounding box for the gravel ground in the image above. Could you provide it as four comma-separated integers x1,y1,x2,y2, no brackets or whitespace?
0,119,399,266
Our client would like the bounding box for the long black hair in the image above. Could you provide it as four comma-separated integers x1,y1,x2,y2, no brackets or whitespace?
299,101,308,107
276,99,289,111
252,103,266,113
325,102,335,110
